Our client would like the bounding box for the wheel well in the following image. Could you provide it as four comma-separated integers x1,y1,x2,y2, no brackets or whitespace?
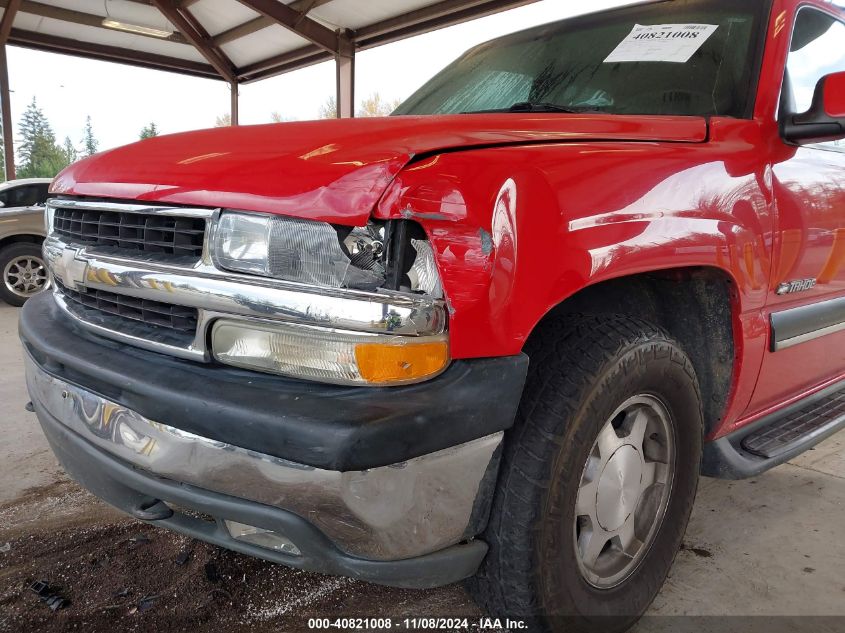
0,234,44,251
527,267,736,434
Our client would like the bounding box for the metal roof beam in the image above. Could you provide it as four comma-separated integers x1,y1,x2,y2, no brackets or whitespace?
8,27,221,79
234,0,339,53
0,0,21,43
237,44,328,82
213,15,274,46
152,0,237,82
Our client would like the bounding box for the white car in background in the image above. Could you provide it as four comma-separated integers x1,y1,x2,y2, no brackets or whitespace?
0,178,51,306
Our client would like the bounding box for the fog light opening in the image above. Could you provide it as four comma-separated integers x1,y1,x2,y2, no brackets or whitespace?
224,520,302,556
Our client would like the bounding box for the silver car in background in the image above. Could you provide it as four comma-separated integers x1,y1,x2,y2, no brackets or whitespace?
0,178,51,306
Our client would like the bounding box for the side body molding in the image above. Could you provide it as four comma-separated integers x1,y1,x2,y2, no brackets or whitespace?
770,296,845,351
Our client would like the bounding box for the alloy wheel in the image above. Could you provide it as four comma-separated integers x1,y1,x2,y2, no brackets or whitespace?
573,394,676,588
3,255,51,299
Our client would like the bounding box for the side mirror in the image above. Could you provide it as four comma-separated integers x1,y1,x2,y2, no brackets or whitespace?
782,71,845,145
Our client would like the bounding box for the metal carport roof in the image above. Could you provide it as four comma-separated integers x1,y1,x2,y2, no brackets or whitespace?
1,0,541,83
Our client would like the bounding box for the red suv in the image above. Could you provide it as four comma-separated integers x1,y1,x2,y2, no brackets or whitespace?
21,0,845,630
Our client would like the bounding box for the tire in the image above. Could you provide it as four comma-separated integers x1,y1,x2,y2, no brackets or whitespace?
0,242,50,307
468,314,703,633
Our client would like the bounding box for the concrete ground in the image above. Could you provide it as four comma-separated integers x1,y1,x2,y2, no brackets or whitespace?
1,300,844,631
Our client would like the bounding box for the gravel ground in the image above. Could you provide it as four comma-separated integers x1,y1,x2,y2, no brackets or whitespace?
0,479,483,633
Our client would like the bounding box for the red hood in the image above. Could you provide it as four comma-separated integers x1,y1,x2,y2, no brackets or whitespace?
52,113,707,226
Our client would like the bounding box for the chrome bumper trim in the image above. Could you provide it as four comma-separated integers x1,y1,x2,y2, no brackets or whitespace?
26,355,501,560
47,197,216,218
44,235,445,336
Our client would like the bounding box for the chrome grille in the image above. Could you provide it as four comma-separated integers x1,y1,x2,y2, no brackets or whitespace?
53,206,206,260
56,280,198,333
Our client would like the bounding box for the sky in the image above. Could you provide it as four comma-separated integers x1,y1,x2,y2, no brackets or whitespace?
4,0,634,154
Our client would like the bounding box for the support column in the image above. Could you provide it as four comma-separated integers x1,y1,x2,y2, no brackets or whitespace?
230,81,239,126
335,31,354,119
0,0,18,181
0,45,14,181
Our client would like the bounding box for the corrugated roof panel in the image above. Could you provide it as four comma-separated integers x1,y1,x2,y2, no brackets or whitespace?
220,23,310,67
309,0,436,30
189,0,262,36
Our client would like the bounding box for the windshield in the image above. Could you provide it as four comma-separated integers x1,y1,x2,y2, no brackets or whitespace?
394,0,769,118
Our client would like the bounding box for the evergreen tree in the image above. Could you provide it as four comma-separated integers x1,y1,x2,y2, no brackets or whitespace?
17,98,68,178
81,115,99,157
215,113,231,127
62,136,77,164
18,97,50,167
140,122,159,139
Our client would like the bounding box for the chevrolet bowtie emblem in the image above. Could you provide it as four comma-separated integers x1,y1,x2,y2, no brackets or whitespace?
49,244,89,290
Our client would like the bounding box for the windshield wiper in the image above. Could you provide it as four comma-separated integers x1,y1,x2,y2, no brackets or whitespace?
464,102,602,114
509,101,585,113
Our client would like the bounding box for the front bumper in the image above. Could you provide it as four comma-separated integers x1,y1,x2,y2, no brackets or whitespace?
21,292,528,586
33,395,489,588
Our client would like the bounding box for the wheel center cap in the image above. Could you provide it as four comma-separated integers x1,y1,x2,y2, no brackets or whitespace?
596,445,643,532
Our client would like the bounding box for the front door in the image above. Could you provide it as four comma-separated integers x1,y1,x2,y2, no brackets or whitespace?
749,5,845,414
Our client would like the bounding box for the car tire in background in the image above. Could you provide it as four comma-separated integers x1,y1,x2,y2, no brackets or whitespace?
468,314,703,633
0,242,51,307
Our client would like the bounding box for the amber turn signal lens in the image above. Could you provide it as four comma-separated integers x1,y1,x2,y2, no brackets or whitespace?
355,340,449,384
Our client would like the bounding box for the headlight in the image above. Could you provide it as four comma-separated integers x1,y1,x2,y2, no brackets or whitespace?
212,320,449,386
212,211,442,297
211,212,448,385
212,211,385,290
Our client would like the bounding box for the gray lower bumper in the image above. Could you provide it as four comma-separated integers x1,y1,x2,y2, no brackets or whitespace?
25,355,502,563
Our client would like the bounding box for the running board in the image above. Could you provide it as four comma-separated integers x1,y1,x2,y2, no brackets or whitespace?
741,387,845,459
702,379,845,479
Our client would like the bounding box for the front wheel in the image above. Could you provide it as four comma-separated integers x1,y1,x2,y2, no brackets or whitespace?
0,242,51,307
469,315,703,633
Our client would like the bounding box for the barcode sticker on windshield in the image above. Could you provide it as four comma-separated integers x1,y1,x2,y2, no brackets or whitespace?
604,24,719,63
